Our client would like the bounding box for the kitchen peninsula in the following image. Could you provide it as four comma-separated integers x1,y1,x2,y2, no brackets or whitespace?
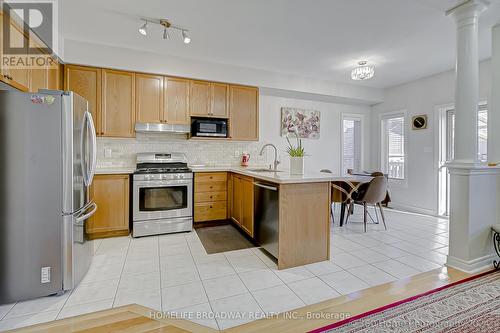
192,167,335,270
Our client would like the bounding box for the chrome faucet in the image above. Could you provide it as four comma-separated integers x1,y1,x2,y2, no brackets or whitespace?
259,144,280,171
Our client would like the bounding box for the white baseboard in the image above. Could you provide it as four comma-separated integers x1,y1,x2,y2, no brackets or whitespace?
388,202,438,217
446,254,497,274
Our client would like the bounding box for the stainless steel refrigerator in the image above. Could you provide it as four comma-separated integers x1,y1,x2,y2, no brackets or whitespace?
0,90,97,304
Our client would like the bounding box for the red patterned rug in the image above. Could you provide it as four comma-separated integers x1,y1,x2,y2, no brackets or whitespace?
310,270,500,333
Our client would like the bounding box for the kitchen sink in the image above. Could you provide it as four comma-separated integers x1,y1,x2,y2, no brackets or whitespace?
247,168,283,173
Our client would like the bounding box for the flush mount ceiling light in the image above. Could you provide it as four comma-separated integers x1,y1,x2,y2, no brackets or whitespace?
138,18,191,44
351,61,375,81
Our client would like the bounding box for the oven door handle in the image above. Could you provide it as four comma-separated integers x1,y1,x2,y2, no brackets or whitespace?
134,180,193,187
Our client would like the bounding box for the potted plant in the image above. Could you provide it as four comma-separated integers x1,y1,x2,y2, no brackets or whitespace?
286,133,305,175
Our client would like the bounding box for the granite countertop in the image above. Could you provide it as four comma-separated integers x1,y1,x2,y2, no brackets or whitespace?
94,163,372,184
190,165,365,184
95,165,136,175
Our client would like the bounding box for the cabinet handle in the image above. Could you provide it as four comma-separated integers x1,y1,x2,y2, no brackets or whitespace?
210,205,213,209
210,196,213,199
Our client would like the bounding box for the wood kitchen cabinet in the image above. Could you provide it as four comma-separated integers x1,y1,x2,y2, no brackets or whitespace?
102,69,135,137
230,173,254,237
229,85,259,141
190,81,229,118
164,77,190,125
87,174,130,239
189,80,211,117
64,65,102,134
194,172,228,223
0,14,30,91
211,83,229,118
135,73,163,123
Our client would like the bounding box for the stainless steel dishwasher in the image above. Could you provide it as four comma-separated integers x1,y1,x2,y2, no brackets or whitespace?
254,181,279,259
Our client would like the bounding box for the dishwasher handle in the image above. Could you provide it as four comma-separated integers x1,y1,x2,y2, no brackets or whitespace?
253,182,278,191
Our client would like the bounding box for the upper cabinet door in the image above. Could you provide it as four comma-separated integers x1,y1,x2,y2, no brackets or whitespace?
29,49,48,93
229,85,259,141
211,83,229,118
47,61,62,90
189,80,211,117
164,77,190,125
135,73,163,124
3,19,30,91
64,65,102,134
102,69,135,137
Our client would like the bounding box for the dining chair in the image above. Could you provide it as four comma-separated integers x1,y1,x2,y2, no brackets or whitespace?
345,176,388,232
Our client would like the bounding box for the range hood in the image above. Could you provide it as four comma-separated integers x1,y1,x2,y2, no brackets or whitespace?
135,123,190,134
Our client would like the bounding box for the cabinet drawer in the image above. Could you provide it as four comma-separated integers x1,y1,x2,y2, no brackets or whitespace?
195,172,227,184
195,182,227,193
194,202,227,222
195,191,227,203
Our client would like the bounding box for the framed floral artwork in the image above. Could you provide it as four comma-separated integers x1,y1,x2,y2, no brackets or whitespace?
281,107,321,139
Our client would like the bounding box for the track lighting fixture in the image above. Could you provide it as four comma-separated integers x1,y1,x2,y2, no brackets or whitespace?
138,17,191,44
182,30,191,44
163,27,170,40
138,20,148,36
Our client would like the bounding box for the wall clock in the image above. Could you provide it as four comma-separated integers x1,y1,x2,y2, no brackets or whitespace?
412,115,427,130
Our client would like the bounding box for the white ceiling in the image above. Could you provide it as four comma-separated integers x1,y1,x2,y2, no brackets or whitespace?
59,0,500,89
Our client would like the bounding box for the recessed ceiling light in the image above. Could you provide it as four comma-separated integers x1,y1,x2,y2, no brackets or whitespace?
182,30,191,44
138,21,148,36
351,61,375,81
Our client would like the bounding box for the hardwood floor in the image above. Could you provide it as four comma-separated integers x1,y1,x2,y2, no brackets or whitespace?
9,267,476,333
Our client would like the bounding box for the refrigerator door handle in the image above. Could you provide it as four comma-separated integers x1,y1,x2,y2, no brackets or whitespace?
75,202,97,225
86,110,97,186
80,112,90,186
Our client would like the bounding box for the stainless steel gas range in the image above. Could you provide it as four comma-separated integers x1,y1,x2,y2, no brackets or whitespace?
132,153,193,237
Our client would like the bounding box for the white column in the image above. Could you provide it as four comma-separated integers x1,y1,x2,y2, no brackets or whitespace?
445,0,499,273
489,23,500,163
446,0,485,165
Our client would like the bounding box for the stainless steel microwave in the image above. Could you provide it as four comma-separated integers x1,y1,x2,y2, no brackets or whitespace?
191,118,228,138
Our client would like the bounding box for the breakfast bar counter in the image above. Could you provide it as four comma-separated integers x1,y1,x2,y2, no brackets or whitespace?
193,166,334,269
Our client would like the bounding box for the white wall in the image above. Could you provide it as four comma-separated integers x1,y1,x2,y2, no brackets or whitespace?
259,94,371,173
371,60,492,215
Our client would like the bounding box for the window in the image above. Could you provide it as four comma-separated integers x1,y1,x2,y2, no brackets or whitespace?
342,116,362,174
445,104,488,162
478,107,487,162
381,114,405,180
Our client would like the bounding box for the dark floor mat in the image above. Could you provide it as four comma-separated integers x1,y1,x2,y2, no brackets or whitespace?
195,224,255,254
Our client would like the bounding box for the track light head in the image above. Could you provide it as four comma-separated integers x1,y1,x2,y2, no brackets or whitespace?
182,30,191,44
163,27,170,40
138,21,148,36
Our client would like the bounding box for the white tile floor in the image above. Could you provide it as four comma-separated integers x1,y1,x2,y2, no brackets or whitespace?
0,208,449,331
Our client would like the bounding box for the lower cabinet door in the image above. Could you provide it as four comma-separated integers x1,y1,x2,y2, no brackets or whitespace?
241,178,254,237
87,174,130,238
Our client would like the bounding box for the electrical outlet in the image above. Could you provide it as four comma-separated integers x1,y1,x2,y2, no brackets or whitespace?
234,150,240,158
41,267,51,284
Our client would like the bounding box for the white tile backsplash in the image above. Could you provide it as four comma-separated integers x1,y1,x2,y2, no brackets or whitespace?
97,133,268,168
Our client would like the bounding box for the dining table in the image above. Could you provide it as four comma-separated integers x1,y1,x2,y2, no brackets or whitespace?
330,174,391,226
